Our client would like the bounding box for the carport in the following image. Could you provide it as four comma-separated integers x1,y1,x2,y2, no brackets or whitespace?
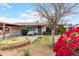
0,22,20,40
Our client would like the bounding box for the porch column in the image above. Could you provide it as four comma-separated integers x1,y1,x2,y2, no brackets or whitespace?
42,26,46,34
2,23,5,40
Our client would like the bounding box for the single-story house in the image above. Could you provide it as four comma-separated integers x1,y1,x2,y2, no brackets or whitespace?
16,22,51,35
0,21,51,38
0,21,69,37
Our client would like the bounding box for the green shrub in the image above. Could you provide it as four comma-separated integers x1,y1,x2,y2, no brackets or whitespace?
55,25,66,35
21,28,28,35
46,27,51,35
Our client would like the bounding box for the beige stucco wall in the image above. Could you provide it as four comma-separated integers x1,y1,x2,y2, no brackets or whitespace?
0,25,50,36
0,26,10,37
0,26,21,37
9,26,21,36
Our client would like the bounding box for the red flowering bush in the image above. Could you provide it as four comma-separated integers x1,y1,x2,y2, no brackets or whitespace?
53,26,79,56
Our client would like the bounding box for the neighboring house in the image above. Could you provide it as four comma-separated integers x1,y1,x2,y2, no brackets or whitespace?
16,22,51,35
61,22,73,28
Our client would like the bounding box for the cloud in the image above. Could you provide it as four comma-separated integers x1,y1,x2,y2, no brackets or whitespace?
19,10,39,19
0,17,19,23
0,10,46,24
19,10,48,23
1,8,6,11
0,3,12,8
19,10,33,18
61,15,79,25
20,13,30,18
0,17,37,24
3,3,12,8
0,10,48,23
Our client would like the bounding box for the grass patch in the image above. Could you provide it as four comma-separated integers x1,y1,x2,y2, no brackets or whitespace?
21,35,52,56
32,35,51,44
28,35,51,49
0,37,28,46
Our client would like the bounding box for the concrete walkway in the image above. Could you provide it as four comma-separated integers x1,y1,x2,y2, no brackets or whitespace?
25,35,40,42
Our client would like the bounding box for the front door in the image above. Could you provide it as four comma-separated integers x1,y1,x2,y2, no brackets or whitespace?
38,26,42,35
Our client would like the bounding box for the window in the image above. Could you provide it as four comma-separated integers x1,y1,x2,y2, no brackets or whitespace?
27,27,35,31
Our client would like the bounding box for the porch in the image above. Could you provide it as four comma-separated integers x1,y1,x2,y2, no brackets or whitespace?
25,26,51,35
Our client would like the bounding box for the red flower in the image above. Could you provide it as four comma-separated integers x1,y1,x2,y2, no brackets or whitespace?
53,26,79,56
67,42,74,49
73,36,79,42
56,48,63,56
75,43,79,47
62,49,68,56
69,49,74,55
60,39,66,46
71,27,77,32
63,31,71,38
71,35,76,40
76,27,79,32
53,42,60,52
58,35,64,42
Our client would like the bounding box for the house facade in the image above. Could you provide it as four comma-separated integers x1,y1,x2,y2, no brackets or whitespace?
17,22,51,35
0,21,51,37
0,21,70,37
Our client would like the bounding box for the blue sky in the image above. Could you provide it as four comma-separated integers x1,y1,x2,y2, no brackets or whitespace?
0,3,79,25
0,3,39,23
0,3,36,18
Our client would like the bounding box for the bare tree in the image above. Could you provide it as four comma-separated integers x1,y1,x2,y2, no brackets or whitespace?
36,3,79,47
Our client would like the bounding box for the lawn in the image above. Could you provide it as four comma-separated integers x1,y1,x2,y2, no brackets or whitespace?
0,37,29,46
32,35,51,45
0,35,60,56
25,35,60,56
21,35,53,56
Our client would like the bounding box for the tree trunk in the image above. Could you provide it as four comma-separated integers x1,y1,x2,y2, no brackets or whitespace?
51,27,55,47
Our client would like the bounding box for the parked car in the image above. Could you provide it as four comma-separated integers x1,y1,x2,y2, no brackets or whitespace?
27,31,37,36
